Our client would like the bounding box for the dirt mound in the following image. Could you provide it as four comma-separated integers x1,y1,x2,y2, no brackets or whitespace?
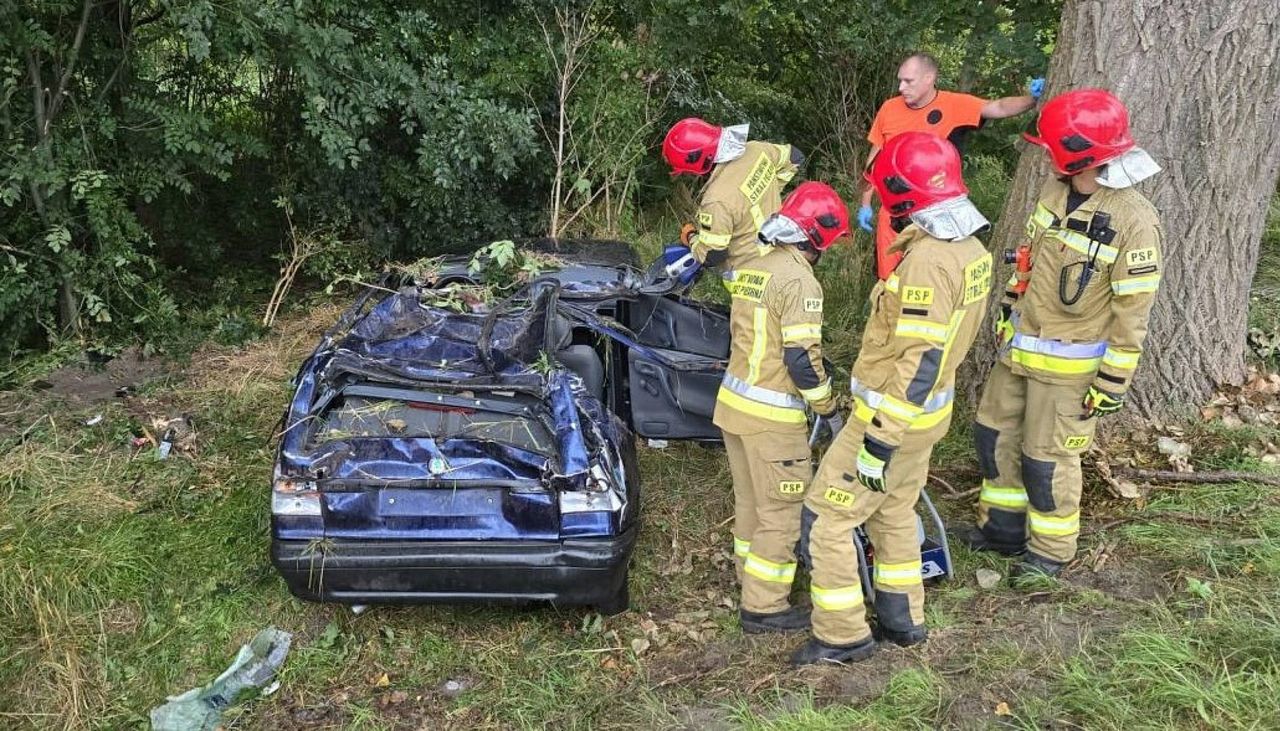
37,347,171,405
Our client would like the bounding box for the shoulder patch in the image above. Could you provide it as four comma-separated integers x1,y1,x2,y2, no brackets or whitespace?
738,153,776,205
902,286,934,306
962,253,993,305
697,211,714,228
804,298,823,313
1125,247,1158,267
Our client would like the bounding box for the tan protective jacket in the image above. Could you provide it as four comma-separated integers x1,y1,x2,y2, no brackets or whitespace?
1001,177,1162,395
713,246,835,435
692,140,799,275
852,226,992,447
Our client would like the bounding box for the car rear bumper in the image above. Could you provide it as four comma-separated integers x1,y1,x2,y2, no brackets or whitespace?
271,527,636,607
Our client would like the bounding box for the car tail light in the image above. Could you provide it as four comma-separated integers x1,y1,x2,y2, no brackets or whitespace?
272,477,321,516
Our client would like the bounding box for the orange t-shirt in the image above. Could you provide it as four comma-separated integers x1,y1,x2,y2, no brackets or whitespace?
865,91,987,280
866,91,987,150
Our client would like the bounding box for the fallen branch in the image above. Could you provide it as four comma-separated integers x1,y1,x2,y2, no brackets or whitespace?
927,473,959,495
942,486,981,500
1115,468,1280,487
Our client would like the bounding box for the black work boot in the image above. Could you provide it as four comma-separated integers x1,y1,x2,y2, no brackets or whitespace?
1010,552,1064,578
873,623,928,648
963,527,1026,557
789,636,877,666
740,606,811,634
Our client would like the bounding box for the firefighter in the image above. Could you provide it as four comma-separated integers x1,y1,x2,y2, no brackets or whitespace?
791,132,993,665
658,118,804,287
858,52,1042,279
966,88,1162,577
714,181,849,633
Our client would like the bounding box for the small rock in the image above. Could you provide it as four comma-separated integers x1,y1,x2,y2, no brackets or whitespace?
440,678,468,698
1156,436,1191,458
976,568,1002,589
631,637,651,655
1238,404,1261,424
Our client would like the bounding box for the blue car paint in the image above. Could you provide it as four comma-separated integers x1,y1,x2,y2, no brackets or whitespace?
274,281,645,544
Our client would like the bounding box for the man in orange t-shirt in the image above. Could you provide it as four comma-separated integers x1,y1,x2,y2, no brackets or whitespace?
859,53,1042,279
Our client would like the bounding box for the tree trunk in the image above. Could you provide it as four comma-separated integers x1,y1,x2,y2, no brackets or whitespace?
971,0,1280,416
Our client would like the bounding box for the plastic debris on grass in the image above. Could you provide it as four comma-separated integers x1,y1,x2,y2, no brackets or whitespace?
149,627,292,731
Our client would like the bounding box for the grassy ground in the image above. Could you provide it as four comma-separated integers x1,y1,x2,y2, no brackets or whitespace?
3,201,1280,730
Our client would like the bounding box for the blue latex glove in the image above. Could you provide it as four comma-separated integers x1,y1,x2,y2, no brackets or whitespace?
660,244,702,285
1029,77,1045,100
857,205,874,233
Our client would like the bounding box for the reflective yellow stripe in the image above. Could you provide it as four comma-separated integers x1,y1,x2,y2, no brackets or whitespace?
811,583,865,611
852,395,951,432
749,204,765,230
798,379,832,403
885,274,900,293
1111,274,1160,295
1050,229,1119,264
874,560,923,587
747,308,767,383
878,394,923,421
980,480,1028,509
716,387,808,424
1029,203,1055,231
698,232,732,247
894,318,948,344
909,403,952,429
734,537,751,558
744,553,797,583
1010,349,1102,376
1029,510,1080,536
774,144,796,182
1102,347,1140,371
781,323,822,343
929,310,968,389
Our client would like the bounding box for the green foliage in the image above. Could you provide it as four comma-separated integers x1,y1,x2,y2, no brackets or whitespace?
0,0,1059,363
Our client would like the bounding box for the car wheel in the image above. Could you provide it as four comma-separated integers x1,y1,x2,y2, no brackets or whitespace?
595,571,630,616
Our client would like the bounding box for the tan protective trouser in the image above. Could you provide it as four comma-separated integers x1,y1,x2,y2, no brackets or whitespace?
974,360,1099,564
723,427,812,614
805,417,938,646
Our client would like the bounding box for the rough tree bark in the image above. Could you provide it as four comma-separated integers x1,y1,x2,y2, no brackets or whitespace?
970,0,1280,416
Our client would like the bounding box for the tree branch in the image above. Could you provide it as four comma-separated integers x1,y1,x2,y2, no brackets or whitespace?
46,0,95,131
1115,467,1280,488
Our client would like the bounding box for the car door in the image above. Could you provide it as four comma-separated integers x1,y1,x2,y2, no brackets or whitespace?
620,292,730,440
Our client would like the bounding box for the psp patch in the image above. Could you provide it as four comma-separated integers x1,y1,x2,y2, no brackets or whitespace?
1063,435,1090,449
824,486,854,507
697,211,714,228
902,286,934,305
779,480,805,495
1125,247,1158,268
804,298,823,312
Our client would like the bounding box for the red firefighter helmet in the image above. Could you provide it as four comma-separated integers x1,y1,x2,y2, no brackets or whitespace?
777,181,851,251
662,118,722,176
866,131,967,218
1023,88,1134,175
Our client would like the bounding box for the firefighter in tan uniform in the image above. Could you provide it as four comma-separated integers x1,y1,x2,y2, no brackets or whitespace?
713,182,850,634
791,132,993,666
967,89,1163,576
658,118,803,287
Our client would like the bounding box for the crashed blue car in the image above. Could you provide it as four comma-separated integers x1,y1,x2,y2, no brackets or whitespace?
270,244,732,613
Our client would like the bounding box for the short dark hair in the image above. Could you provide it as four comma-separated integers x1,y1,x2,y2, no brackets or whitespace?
903,52,939,75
